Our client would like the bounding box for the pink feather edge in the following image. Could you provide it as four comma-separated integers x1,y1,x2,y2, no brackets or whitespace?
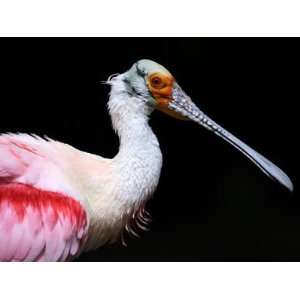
0,134,88,261
0,183,88,261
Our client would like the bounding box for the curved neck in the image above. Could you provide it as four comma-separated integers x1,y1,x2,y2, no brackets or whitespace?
85,78,163,250
108,75,159,161
112,108,159,161
107,78,163,208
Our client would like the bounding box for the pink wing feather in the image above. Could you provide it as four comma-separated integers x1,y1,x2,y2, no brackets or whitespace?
0,134,89,261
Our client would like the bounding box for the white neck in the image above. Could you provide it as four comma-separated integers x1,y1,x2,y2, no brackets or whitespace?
86,76,162,249
108,76,163,210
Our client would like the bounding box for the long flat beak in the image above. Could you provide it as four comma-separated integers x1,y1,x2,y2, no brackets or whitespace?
169,84,293,192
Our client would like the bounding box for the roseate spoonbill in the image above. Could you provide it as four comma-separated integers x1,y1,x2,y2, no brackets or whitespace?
0,59,293,261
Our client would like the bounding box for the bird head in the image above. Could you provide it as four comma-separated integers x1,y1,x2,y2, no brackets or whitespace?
118,59,293,191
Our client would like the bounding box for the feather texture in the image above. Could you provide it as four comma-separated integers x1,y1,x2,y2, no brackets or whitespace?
0,71,164,259
0,183,88,261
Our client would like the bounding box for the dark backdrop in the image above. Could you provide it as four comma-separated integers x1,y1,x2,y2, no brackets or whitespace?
0,38,299,261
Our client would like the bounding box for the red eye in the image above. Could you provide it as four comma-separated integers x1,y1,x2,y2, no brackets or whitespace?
152,77,161,85
150,75,165,89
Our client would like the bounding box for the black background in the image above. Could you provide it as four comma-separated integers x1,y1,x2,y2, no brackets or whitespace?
0,38,299,261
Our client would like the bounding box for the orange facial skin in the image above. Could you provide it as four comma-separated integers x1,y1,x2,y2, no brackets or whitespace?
147,72,187,120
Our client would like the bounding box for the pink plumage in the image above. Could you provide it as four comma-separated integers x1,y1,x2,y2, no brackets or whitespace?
0,60,292,262
0,134,89,261
0,183,87,261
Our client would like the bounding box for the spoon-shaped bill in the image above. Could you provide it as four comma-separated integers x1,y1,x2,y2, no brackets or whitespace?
169,86,293,192
213,121,293,192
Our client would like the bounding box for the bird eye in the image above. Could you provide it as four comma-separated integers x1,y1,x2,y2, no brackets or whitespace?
150,75,165,89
